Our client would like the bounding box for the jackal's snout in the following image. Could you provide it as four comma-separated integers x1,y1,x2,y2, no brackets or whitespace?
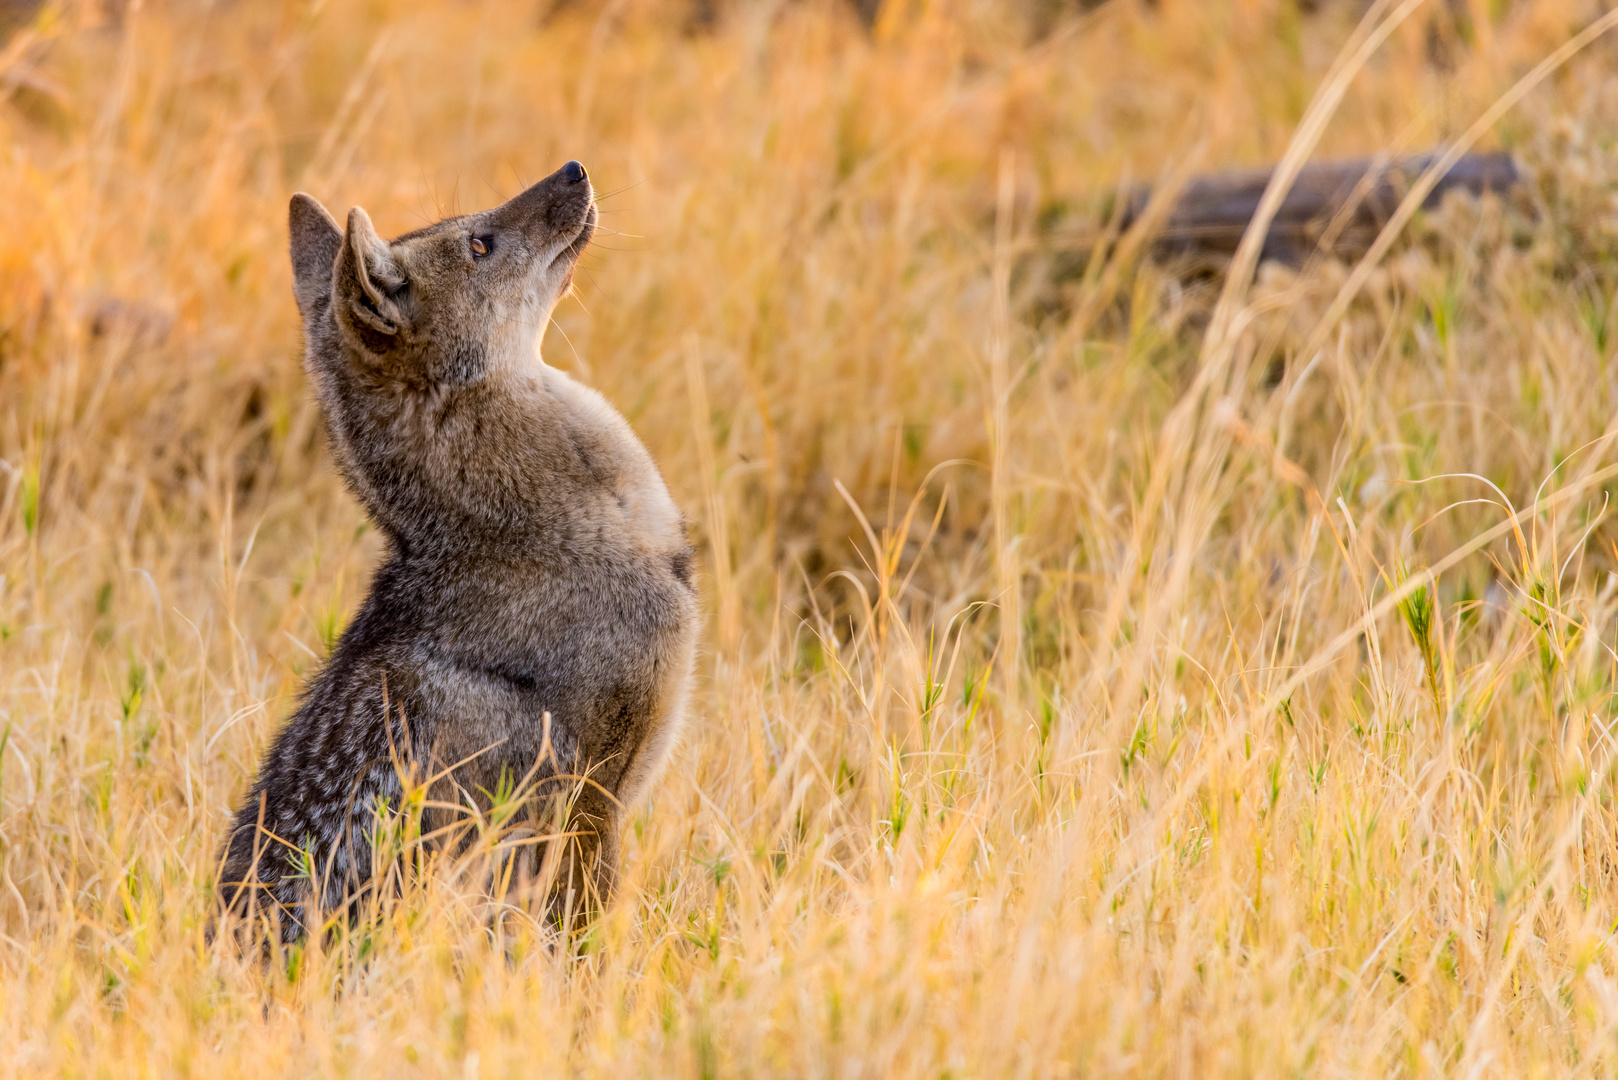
490,159,596,253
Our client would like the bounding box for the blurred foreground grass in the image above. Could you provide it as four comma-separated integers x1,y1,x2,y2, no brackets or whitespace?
8,0,1618,1074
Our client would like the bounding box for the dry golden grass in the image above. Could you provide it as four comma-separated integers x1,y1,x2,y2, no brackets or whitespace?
11,0,1618,1073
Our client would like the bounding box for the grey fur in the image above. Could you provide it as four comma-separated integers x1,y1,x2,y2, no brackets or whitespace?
218,162,697,940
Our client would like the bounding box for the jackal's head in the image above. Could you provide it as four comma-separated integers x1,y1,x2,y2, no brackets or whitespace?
287,160,596,385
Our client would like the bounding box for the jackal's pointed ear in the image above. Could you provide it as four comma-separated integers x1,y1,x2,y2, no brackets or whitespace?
288,193,342,320
334,206,407,353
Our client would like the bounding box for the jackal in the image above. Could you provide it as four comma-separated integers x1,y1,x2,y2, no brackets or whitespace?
217,161,697,941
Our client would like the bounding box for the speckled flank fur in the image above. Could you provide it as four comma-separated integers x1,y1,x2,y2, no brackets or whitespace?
216,162,698,941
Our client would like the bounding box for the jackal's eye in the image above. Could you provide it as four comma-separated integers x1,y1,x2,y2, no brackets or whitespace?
470,236,490,258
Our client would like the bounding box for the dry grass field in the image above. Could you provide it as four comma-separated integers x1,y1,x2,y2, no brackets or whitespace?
11,0,1618,1074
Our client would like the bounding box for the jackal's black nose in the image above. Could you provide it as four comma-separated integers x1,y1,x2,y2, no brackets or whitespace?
562,160,587,184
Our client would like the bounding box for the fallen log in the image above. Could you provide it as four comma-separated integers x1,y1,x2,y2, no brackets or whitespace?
0,0,39,40
1117,150,1521,265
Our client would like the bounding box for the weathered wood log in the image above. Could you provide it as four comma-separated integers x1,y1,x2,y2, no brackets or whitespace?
1118,150,1522,265
0,0,41,40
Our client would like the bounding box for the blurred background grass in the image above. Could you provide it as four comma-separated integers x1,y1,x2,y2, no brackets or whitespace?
8,0,1618,1074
